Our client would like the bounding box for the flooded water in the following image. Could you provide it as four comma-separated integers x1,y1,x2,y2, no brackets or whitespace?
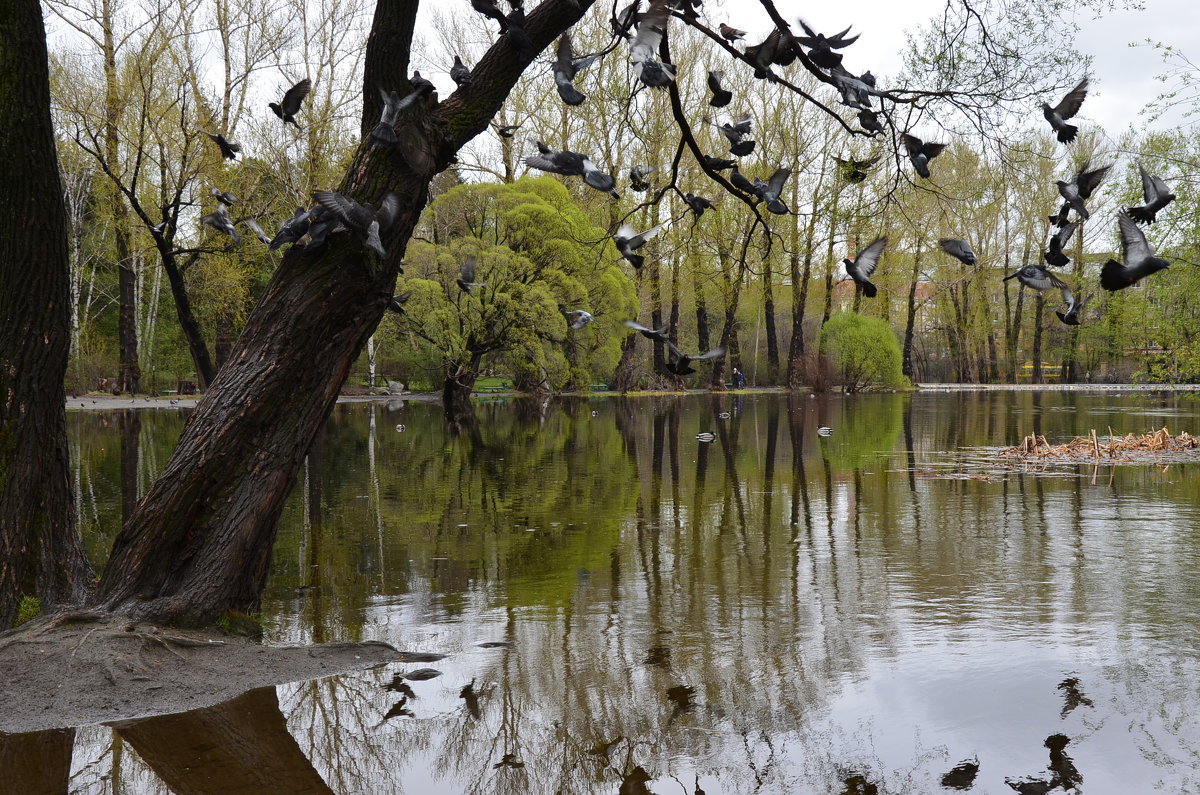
43,392,1200,791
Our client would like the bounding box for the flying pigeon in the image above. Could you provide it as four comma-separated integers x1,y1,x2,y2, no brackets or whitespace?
372,83,435,145
564,309,595,329
630,0,676,88
491,122,520,138
664,341,725,375
614,220,670,268
524,144,619,198
623,319,669,341
1043,221,1078,267
312,189,400,257
843,236,887,298
1126,165,1176,224
450,55,473,87
504,8,536,63
796,20,859,70
552,34,593,106
1055,287,1086,325
830,67,875,109
744,29,795,79
211,187,238,206
456,256,485,293
611,0,639,40
200,204,240,244
708,116,755,156
938,238,977,266
684,193,716,218
858,108,884,134
718,23,746,43
1042,77,1089,144
388,292,412,313
1003,264,1069,291
1056,160,1111,222
834,155,880,183
202,130,241,160
1099,212,1170,291
757,167,791,214
269,206,315,250
707,70,732,107
629,164,654,191
269,78,312,130
243,218,273,245
900,133,947,179
471,0,508,33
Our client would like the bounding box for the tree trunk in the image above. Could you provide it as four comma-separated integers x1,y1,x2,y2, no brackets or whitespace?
710,249,746,389
902,243,923,380
94,0,591,625
1031,291,1045,384
0,0,93,627
763,259,779,383
692,249,710,352
158,247,217,389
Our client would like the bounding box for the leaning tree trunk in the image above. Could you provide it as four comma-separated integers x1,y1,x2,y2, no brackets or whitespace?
0,0,93,627
94,0,588,625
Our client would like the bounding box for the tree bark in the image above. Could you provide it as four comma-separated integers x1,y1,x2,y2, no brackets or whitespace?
95,0,587,624
763,258,779,383
0,0,93,627
902,243,923,380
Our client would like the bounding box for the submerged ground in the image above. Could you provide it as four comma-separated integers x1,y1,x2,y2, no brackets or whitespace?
16,390,1200,793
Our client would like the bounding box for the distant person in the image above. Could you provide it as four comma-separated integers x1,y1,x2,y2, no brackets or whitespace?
733,368,746,389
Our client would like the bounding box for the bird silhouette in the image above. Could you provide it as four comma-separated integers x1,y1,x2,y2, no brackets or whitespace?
629,164,654,191
1100,211,1170,290
456,257,485,293
269,78,312,129
564,309,594,329
745,29,795,79
450,55,472,87
491,122,520,138
901,133,947,179
1055,286,1087,325
372,82,435,146
684,193,716,219
524,143,619,197
858,108,884,134
200,204,240,244
614,220,670,268
312,190,399,257
718,23,746,42
938,238,977,266
665,342,725,375
1043,220,1078,267
757,167,791,214
707,70,732,107
1004,264,1068,291
201,130,241,160
844,236,887,297
268,206,315,250
702,154,736,171
1127,165,1176,224
630,0,676,88
552,34,596,106
623,319,669,342
1056,160,1111,222
1042,77,1089,143
471,0,508,33
388,292,412,313
210,187,237,206
708,115,755,156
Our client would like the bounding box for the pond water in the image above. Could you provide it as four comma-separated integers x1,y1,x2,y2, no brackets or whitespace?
51,392,1200,792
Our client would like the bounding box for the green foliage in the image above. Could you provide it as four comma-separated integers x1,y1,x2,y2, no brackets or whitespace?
819,312,910,393
379,177,637,391
15,595,41,626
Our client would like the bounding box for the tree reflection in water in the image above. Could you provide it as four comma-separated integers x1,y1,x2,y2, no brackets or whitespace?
53,392,1200,792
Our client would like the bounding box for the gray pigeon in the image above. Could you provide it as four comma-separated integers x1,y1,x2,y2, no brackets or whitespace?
1126,165,1176,224
684,193,715,218
707,70,732,107
211,187,238,206
200,204,240,244
1003,264,1068,291
718,23,746,43
450,55,472,87
371,85,433,145
388,291,412,313
938,238,977,266
901,133,947,179
564,309,594,329
1056,160,1111,222
629,164,654,191
613,220,669,268
1055,287,1086,325
758,167,791,214
505,9,536,62
844,236,887,297
708,116,755,156
858,108,884,134
630,0,676,88
471,0,508,33
524,144,619,198
1042,77,1089,144
1099,212,1170,291
623,319,668,341
553,35,594,106
202,130,241,160
702,155,737,171
456,256,485,293
243,218,272,245
269,207,315,250
744,29,795,79
491,122,520,138
270,78,311,129
1043,221,1078,267
312,189,400,257
664,342,725,376
729,166,757,194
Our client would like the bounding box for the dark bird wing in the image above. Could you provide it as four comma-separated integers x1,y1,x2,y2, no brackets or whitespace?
850,236,888,278
280,78,312,115
1052,77,1089,119
938,238,976,265
761,167,791,213
1075,163,1111,199
1117,211,1154,266
312,190,363,226
460,256,477,283
1011,265,1067,291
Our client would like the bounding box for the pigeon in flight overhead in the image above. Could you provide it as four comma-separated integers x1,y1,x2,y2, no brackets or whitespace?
718,23,746,43
757,167,791,214
611,0,639,40
938,238,977,266
684,193,716,218
564,309,595,329
269,206,315,250
200,204,240,244
471,0,509,33
709,116,755,156
702,155,737,171
613,220,670,268
843,236,887,298
372,83,435,145
744,29,795,79
1055,287,1087,325
1126,165,1176,224
202,130,241,160
1043,221,1078,267
900,133,947,179
552,34,594,106
450,55,473,87
707,70,733,107
243,218,273,245
629,164,654,191
630,0,676,88
1042,77,1089,144
1056,160,1111,222
834,155,880,183
1100,212,1170,291
491,122,520,138
312,189,400,257
664,341,725,375
388,292,412,313
211,187,238,206
1003,264,1069,291
796,20,858,71
269,78,312,130
524,144,619,198
456,256,485,293
623,319,669,341
858,108,884,135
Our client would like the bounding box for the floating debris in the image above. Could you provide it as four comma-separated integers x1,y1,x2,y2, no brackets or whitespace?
1000,427,1200,463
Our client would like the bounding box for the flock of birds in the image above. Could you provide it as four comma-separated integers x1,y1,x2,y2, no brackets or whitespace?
187,0,1177,386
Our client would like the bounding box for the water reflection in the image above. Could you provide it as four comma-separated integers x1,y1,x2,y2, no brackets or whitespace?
55,392,1200,792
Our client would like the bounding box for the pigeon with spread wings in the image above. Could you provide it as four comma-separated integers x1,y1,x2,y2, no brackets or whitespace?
844,236,887,298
